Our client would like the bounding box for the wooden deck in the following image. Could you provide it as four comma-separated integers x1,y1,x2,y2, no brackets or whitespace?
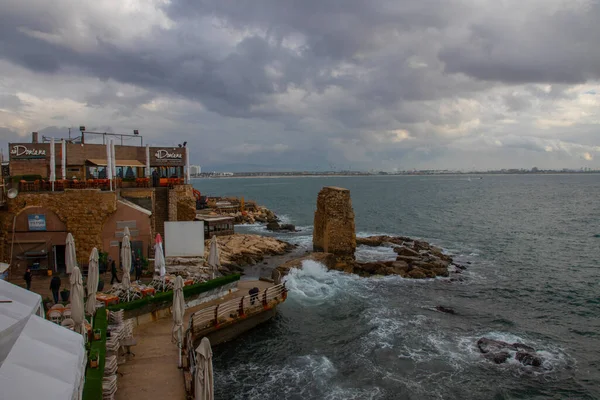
115,280,273,400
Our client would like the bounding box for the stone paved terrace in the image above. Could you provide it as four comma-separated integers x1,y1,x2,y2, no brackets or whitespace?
115,280,273,400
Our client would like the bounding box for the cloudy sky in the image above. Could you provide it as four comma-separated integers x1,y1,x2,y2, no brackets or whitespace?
0,0,599,171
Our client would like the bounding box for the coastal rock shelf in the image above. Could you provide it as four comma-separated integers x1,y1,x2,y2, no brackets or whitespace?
277,235,464,279
350,235,455,278
205,234,294,272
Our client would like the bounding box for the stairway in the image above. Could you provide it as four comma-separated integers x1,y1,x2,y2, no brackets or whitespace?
154,188,169,244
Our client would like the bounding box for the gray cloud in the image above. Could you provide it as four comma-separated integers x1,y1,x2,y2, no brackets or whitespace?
0,0,598,171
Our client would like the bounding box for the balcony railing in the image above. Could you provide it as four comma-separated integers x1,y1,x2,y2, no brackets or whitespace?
14,177,186,192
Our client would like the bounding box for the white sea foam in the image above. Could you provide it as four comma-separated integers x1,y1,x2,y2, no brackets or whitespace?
216,354,381,400
283,260,352,304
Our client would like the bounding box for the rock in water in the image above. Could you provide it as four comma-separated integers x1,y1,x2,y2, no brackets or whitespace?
313,187,356,260
477,337,542,367
477,338,513,354
516,351,542,367
435,306,456,314
484,351,511,364
266,221,281,231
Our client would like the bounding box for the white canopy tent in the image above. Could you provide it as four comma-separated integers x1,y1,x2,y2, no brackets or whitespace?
0,279,44,364
0,280,85,400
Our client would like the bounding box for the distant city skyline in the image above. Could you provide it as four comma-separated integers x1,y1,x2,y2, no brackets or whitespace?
0,1,599,171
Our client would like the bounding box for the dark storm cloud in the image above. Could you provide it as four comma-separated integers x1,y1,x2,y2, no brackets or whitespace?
0,0,599,170
439,2,600,84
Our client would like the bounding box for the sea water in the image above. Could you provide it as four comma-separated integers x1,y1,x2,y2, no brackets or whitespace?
194,174,600,399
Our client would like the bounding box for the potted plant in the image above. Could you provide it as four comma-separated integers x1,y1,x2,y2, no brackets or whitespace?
43,296,53,311
60,288,70,302
98,251,108,274
89,351,99,369
93,329,102,341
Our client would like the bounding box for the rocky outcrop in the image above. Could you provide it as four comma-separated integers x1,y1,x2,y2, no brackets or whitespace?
266,221,297,232
204,234,293,271
276,234,457,279
340,235,457,278
477,338,543,367
313,187,356,260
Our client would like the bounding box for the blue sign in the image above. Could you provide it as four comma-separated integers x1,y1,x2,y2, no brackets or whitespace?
28,214,46,231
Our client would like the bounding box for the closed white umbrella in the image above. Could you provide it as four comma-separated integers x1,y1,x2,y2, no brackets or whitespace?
172,275,185,368
121,235,132,296
185,146,190,184
145,145,151,178
195,337,214,400
70,266,85,335
65,233,77,274
207,236,220,280
61,139,66,181
111,140,116,181
154,236,166,291
50,137,56,191
106,140,113,191
86,248,99,316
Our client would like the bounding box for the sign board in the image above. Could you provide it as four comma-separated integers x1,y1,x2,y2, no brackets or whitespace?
164,221,204,257
27,214,46,231
150,147,185,166
110,241,119,247
10,144,48,159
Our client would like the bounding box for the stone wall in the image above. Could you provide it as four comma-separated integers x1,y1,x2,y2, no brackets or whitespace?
168,184,196,222
0,190,117,264
313,186,356,259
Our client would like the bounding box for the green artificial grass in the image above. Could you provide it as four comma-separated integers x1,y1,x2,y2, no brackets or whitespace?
82,308,107,400
107,274,240,312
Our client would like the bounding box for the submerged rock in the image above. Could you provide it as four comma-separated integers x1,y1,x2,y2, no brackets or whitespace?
266,221,297,232
477,337,543,367
484,351,511,364
435,306,456,314
516,351,543,367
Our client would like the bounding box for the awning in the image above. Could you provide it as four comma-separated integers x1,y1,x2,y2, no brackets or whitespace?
87,159,145,167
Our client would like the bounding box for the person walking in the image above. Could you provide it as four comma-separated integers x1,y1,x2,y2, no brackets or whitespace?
50,275,61,304
23,268,32,290
110,258,121,284
135,257,142,281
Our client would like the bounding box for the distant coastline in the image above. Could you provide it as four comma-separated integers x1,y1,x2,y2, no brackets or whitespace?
191,170,600,179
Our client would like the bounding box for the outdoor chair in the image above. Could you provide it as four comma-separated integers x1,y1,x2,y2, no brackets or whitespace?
61,318,75,329
104,355,119,376
62,309,72,319
48,310,63,324
102,374,118,400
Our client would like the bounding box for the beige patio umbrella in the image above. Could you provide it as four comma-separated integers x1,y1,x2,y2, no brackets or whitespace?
195,337,214,400
121,235,132,301
86,248,99,316
207,236,220,280
65,233,77,274
172,275,185,368
70,266,85,335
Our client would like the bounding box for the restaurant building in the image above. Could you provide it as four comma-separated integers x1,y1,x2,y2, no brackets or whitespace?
8,132,188,185
1,131,197,276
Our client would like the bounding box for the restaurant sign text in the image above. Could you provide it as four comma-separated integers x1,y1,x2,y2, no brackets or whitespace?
155,149,183,160
10,145,46,159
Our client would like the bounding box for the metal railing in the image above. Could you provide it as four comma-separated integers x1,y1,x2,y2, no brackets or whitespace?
188,283,287,335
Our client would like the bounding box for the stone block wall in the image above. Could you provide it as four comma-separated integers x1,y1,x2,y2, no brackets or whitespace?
313,186,356,259
168,185,196,222
0,190,117,264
